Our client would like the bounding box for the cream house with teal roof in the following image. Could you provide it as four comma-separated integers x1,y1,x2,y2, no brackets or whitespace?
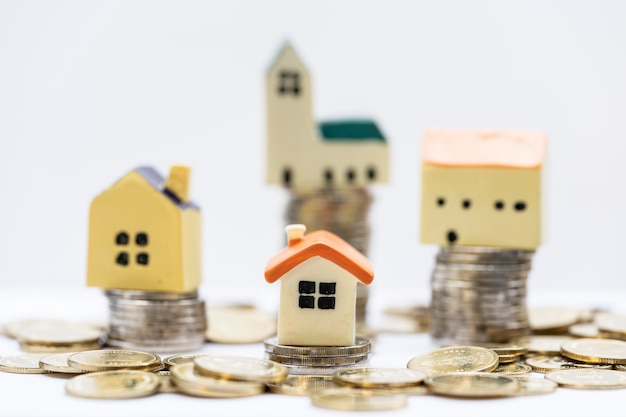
266,43,389,189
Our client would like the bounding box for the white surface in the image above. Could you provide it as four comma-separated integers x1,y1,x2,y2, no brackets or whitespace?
0,1,626,296
1,286,625,417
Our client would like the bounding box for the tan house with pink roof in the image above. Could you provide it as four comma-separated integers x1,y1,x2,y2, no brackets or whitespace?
420,129,547,249
265,225,374,346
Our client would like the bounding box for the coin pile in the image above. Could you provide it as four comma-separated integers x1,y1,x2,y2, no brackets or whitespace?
285,187,373,325
263,336,372,375
429,245,534,344
105,289,206,353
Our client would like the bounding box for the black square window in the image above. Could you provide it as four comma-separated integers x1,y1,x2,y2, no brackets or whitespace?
116,232,129,245
299,295,315,309
136,233,148,246
116,252,129,266
299,280,315,294
318,297,336,310
136,253,149,265
278,71,300,95
319,282,336,295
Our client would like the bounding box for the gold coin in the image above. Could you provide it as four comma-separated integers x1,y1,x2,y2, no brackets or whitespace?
311,387,408,411
170,363,265,398
596,313,626,336
156,371,178,393
68,349,161,372
65,370,160,399
268,375,339,396
20,340,102,353
0,354,49,374
568,323,600,338
11,320,103,344
525,354,612,373
545,368,626,389
406,346,499,376
194,354,288,383
514,377,558,396
163,354,204,369
497,354,523,364
206,306,276,344
529,306,581,334
521,335,575,355
426,372,520,397
39,353,85,374
561,338,626,364
472,343,528,357
493,363,532,376
333,367,426,388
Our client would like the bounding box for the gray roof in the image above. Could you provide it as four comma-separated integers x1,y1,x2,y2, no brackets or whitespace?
134,166,199,210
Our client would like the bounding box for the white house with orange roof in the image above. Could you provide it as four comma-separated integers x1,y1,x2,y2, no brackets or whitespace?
266,43,389,189
265,224,374,346
420,129,548,249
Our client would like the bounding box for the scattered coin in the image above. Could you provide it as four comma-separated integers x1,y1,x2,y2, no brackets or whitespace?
20,340,103,354
12,320,103,345
206,306,276,344
68,350,162,372
493,363,532,376
596,313,626,339
514,377,558,396
268,375,339,396
426,372,520,398
39,353,85,374
194,355,288,383
170,363,265,398
529,306,580,334
163,354,205,369
406,346,499,375
521,335,575,355
333,367,426,388
311,387,408,411
0,354,49,374
525,355,612,373
65,370,161,399
545,369,626,389
561,338,626,364
568,323,600,338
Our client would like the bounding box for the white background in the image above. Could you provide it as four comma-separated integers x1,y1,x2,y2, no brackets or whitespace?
1,0,626,299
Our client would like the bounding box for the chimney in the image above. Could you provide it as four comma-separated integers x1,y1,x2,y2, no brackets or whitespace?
165,165,191,203
286,224,306,246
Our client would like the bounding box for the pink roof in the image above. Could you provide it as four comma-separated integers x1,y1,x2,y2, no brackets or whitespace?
422,129,547,168
265,230,374,285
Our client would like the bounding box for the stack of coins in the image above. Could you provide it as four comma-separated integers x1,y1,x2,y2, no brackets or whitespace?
105,289,206,353
429,246,534,344
263,336,371,375
285,187,373,325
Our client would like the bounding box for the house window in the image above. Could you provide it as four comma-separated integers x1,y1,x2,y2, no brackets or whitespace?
113,231,150,266
116,232,129,245
298,280,336,310
278,71,300,96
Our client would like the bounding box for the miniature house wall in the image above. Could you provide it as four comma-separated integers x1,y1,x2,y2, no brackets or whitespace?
266,43,389,189
87,166,201,292
265,225,374,346
420,130,547,249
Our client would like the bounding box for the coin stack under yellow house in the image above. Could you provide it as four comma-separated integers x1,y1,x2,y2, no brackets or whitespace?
86,165,207,353
420,130,547,344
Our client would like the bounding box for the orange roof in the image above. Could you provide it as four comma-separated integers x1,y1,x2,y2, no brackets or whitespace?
264,230,374,285
422,129,547,168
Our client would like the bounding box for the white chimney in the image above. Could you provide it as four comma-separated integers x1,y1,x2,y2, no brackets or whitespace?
286,224,306,246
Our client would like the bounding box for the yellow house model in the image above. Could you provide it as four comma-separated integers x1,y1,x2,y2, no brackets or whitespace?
87,166,201,292
266,43,389,189
420,130,547,249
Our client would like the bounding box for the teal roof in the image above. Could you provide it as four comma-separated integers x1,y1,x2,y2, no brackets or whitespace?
318,119,386,142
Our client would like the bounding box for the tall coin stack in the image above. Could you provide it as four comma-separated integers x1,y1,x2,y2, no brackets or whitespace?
285,187,373,325
264,336,372,375
105,289,207,353
429,246,534,344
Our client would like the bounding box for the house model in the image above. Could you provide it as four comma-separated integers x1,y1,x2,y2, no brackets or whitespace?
265,224,374,346
266,43,389,189
420,129,547,249
87,165,201,292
